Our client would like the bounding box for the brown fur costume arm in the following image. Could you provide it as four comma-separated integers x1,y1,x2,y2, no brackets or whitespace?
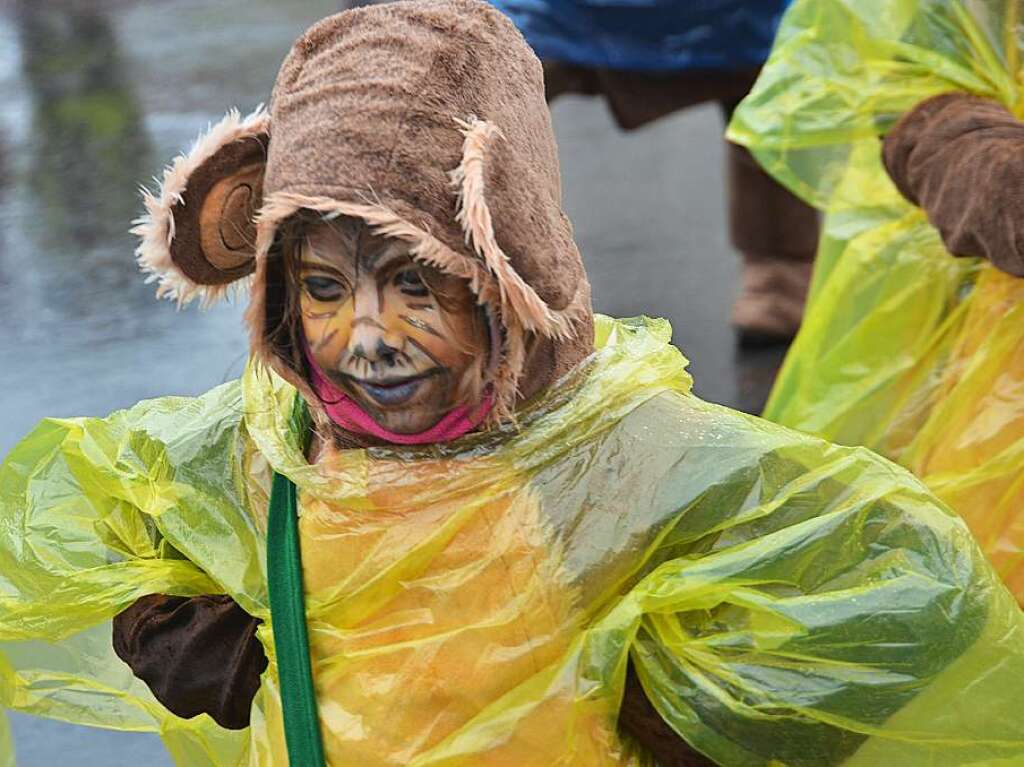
882,92,1024,276
112,594,266,730
619,663,717,766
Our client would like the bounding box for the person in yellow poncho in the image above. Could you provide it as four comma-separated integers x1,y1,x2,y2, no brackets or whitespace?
1,2,1023,766
728,0,1024,603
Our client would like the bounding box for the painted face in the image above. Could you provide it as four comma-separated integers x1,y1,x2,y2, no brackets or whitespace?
297,218,490,434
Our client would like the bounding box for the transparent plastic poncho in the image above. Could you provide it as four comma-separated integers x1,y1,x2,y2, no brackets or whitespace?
1,316,1023,766
728,0,1024,602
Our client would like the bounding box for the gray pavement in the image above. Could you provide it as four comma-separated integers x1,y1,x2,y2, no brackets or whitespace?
0,1,784,763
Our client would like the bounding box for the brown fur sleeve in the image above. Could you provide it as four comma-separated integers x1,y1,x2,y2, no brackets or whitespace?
882,92,1024,276
112,594,267,730
618,662,717,766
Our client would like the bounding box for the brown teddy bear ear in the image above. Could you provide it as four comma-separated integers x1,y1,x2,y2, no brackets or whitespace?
133,106,270,306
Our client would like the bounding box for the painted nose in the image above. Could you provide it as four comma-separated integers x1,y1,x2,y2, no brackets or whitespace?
349,319,405,367
348,278,406,366
369,337,400,367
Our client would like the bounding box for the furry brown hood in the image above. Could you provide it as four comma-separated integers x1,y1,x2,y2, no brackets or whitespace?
133,0,593,427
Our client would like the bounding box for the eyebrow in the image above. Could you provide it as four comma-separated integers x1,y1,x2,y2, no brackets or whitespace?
299,260,348,279
360,241,410,271
300,231,356,273
301,231,409,275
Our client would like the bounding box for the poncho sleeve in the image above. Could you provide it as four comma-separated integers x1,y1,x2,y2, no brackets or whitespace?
0,380,263,765
726,0,1024,215
589,392,1024,766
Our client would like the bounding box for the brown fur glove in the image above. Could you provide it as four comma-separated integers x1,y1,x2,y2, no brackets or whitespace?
112,594,267,730
882,92,1024,276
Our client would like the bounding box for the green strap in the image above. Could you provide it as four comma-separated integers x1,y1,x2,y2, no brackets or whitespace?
267,399,325,766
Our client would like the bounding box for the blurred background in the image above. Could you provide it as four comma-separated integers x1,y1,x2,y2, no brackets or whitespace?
0,0,787,763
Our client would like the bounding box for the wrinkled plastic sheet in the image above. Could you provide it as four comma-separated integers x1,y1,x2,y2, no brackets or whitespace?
729,0,1024,603
1,316,1023,765
488,0,788,71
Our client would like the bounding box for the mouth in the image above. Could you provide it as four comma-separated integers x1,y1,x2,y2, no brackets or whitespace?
346,370,439,407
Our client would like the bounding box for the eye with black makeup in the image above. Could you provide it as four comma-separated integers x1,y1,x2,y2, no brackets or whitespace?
303,275,347,302
394,268,430,298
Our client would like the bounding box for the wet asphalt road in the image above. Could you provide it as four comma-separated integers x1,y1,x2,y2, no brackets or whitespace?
0,1,785,763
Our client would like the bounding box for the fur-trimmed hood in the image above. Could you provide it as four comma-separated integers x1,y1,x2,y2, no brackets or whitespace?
133,0,593,427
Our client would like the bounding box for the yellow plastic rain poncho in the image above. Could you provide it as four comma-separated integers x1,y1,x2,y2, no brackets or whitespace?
728,0,1024,601
2,316,1024,766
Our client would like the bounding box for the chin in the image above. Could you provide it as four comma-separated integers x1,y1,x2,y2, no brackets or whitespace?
371,408,447,435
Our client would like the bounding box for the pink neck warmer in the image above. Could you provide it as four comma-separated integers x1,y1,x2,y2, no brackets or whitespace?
303,349,493,445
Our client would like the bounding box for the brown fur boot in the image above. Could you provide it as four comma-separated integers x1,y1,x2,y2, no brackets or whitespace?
732,253,813,346
727,141,818,346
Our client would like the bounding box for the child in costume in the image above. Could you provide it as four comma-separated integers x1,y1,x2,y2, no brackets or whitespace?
1,2,1023,765
729,0,1024,602
488,0,819,344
